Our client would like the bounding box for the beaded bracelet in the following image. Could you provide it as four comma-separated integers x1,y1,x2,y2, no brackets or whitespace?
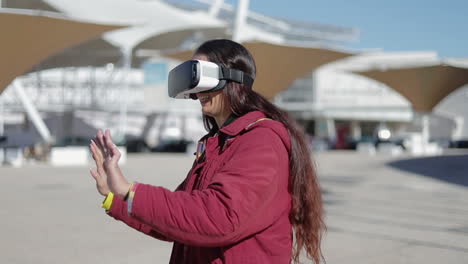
126,182,139,215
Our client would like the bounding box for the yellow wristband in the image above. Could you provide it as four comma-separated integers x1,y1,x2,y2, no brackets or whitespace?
101,192,114,211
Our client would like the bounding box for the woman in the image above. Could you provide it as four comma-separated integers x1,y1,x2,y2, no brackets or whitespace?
89,39,325,263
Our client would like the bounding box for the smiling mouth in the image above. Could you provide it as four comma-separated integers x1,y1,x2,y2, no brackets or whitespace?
198,95,210,104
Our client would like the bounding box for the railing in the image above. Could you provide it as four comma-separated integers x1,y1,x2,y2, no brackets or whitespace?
1,67,146,113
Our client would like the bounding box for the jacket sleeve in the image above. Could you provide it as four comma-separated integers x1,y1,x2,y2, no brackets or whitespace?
107,195,172,242
128,128,288,247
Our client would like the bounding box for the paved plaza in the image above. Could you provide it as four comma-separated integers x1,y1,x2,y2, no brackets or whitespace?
1,151,468,263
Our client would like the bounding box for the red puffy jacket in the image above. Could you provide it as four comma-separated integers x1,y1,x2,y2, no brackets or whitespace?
108,111,292,263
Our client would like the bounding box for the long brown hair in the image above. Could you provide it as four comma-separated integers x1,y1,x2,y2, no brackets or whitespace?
195,39,325,263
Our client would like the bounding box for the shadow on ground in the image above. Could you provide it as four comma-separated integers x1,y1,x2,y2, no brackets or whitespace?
387,155,468,187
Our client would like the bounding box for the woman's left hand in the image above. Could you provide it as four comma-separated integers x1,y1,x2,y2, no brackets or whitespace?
100,129,131,198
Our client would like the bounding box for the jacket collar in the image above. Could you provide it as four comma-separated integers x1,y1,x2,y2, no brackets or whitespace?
219,111,266,136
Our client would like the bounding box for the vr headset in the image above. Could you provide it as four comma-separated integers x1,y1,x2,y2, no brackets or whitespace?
168,60,254,99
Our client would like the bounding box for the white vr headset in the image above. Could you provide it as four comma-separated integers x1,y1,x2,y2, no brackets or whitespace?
168,60,254,99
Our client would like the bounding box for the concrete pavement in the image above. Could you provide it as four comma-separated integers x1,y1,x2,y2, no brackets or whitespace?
1,151,467,263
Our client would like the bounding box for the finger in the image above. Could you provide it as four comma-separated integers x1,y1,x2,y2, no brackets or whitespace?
90,148,105,171
110,142,122,161
104,129,115,151
93,150,105,169
90,168,98,180
92,135,101,149
104,130,122,162
99,132,112,158
90,142,100,160
91,153,100,164
94,140,107,159
96,164,106,175
90,139,97,148
90,141,103,159
89,144,96,159
93,135,105,152
90,140,96,153
97,130,106,153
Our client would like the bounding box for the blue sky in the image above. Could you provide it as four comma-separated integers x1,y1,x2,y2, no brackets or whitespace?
223,0,468,58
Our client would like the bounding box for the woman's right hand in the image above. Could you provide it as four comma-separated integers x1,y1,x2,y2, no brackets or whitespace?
89,130,111,196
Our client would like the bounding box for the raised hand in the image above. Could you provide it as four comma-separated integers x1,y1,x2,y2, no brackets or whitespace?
89,132,110,196
101,129,131,198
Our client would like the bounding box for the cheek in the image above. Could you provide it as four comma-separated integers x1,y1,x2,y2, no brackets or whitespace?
201,97,214,112
214,96,224,110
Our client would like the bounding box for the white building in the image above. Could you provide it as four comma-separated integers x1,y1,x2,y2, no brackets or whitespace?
1,0,467,158
275,52,468,149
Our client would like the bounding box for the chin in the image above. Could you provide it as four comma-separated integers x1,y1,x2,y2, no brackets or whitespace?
201,108,212,117
203,113,215,118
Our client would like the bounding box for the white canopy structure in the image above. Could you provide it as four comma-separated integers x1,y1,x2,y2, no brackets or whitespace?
47,0,225,51
5,0,226,69
164,0,359,45
0,8,124,143
352,62,468,113
1,0,360,151
0,8,124,94
165,41,353,100
350,60,468,154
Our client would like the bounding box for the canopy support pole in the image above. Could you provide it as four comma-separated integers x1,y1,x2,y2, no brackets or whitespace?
232,0,249,42
0,95,4,136
421,112,430,154
12,79,52,144
351,120,361,140
117,47,132,143
209,0,223,17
